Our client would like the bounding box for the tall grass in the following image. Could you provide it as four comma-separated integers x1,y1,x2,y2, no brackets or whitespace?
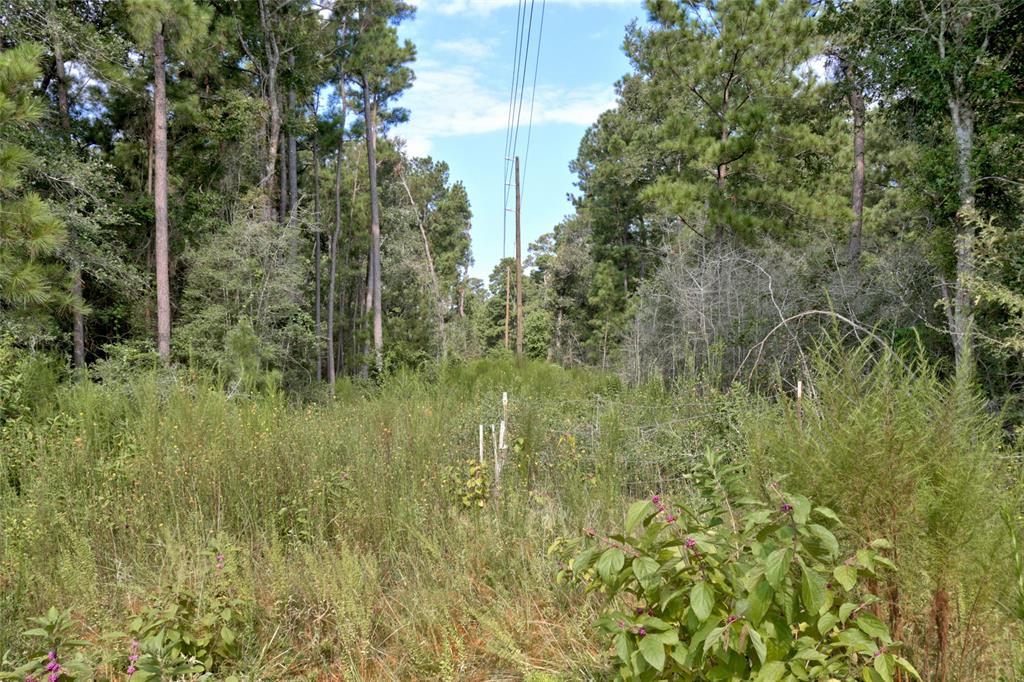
2,353,1019,679
744,345,1022,680
0,360,728,679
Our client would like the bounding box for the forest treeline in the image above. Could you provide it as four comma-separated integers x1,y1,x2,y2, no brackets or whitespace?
1,0,1023,409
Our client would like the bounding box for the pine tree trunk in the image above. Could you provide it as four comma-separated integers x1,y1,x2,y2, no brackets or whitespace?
327,85,346,387
312,136,322,383
153,25,171,363
278,131,288,223
714,84,730,247
287,58,299,260
847,64,866,265
949,94,975,381
259,0,280,213
363,83,383,374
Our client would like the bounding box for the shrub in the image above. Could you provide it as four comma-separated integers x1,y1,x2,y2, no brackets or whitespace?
552,452,917,681
744,345,1014,679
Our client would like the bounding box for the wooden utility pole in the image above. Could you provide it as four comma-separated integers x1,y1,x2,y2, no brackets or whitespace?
514,156,524,356
504,266,511,350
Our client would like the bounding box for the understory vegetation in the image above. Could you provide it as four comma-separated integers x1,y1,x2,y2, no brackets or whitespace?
2,0,1024,679
1,354,1022,680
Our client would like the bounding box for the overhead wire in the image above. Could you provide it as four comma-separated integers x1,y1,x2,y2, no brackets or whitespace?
501,0,528,258
500,0,547,262
507,0,536,214
519,0,546,199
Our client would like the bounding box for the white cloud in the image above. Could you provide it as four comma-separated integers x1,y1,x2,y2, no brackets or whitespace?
424,0,638,15
397,57,614,156
435,37,496,60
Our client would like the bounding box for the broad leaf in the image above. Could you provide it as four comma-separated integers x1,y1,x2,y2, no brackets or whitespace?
765,548,792,590
690,581,715,622
755,661,787,682
800,564,827,615
596,548,625,584
748,579,773,625
748,625,767,663
639,634,666,671
833,564,857,591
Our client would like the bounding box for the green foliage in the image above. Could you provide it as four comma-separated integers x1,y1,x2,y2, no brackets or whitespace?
0,607,92,681
745,344,1015,679
443,458,491,509
176,200,314,386
0,360,690,678
637,0,845,242
555,452,916,681
0,43,69,323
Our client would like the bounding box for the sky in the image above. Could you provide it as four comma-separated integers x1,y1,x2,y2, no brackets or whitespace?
394,0,647,281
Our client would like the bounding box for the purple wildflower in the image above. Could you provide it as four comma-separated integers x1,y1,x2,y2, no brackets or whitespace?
636,607,645,615
637,627,647,636
617,619,626,629
25,676,39,682
665,513,677,523
125,638,140,678
685,537,697,549
727,615,738,624
781,502,794,513
651,495,660,505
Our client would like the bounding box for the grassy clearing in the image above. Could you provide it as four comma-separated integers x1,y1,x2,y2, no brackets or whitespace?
1,360,735,679
1,355,1021,680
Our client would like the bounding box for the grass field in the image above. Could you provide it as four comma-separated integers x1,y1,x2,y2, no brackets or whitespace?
1,355,1021,680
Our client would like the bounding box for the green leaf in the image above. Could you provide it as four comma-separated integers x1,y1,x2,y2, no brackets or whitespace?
748,626,767,663
220,625,235,645
690,581,715,622
814,506,840,522
615,632,631,664
633,556,659,581
21,628,48,637
808,524,839,557
571,547,598,572
800,565,827,615
834,565,858,591
863,669,885,682
654,629,679,646
874,653,895,682
791,495,811,524
817,612,838,634
839,602,859,622
626,499,654,534
639,634,666,671
596,548,625,584
870,538,893,550
755,661,787,682
854,613,891,642
748,579,773,625
765,548,792,591
895,656,922,680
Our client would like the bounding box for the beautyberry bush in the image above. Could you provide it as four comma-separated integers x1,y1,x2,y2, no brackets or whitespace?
551,453,919,682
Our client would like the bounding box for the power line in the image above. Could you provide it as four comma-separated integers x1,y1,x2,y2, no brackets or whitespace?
501,0,528,259
500,0,546,262
507,0,536,214
520,0,546,199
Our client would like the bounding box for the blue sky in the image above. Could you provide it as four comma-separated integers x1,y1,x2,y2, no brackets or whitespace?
394,0,646,280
